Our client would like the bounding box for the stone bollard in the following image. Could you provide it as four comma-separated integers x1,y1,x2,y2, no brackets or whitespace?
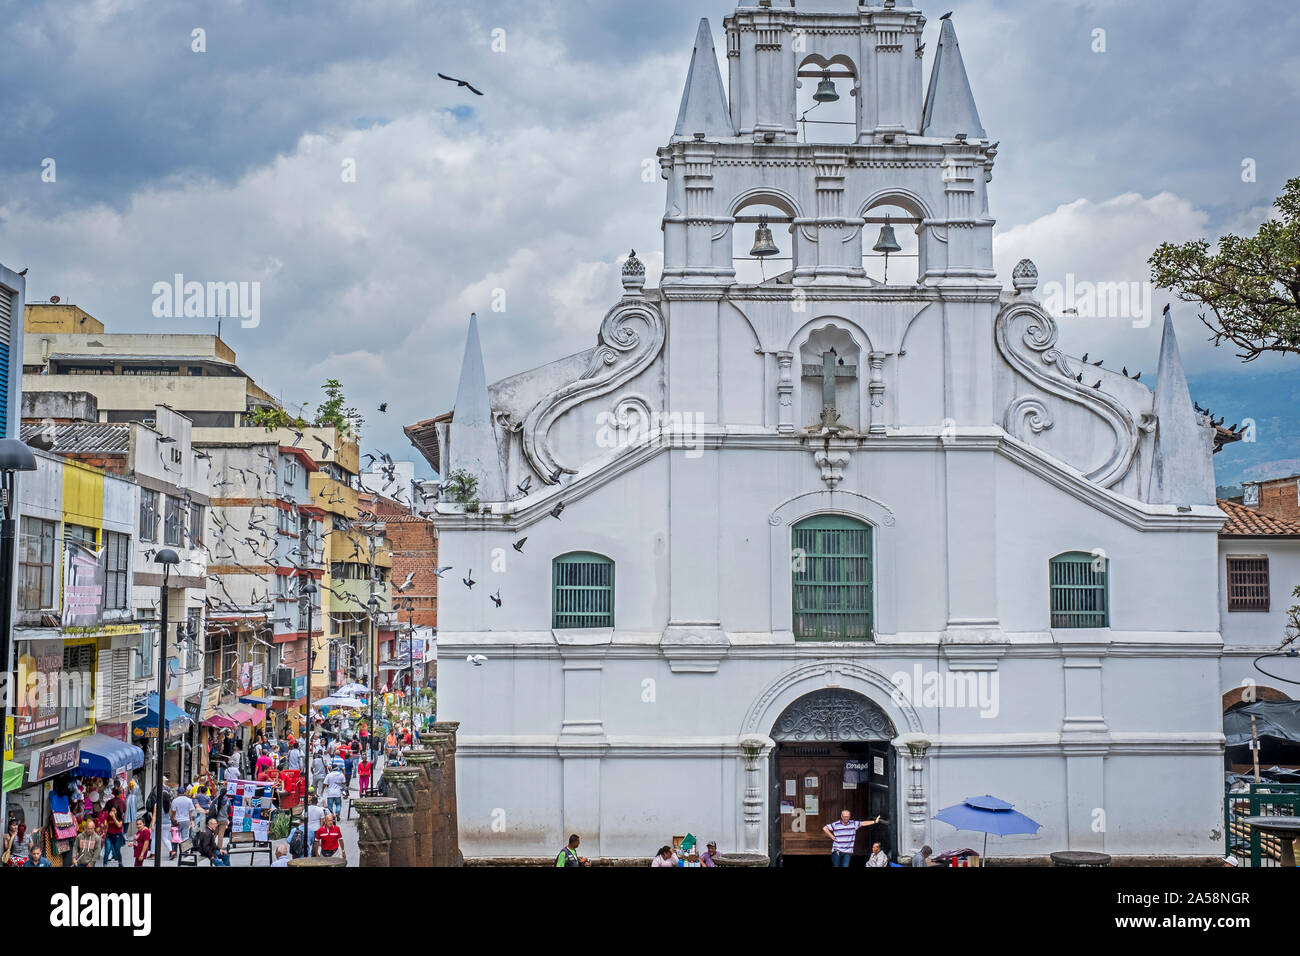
383,766,421,868
288,854,348,868
421,734,452,865
432,721,463,866
352,797,398,869
403,749,438,866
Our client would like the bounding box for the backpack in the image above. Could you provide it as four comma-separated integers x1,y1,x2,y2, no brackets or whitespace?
289,825,306,859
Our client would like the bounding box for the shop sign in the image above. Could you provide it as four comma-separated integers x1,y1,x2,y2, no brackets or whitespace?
29,740,80,782
3,716,13,761
293,676,307,699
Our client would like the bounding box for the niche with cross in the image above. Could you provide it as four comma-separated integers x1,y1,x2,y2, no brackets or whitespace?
799,325,862,432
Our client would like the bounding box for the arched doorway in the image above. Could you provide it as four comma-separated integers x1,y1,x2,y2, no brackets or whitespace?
768,688,897,866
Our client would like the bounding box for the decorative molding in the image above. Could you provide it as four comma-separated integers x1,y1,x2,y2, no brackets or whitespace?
995,301,1139,489
741,660,923,738
771,688,898,741
814,448,850,487
1004,396,1054,439
521,298,666,484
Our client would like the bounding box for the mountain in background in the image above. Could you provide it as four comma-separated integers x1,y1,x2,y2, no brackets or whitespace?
1189,367,1300,488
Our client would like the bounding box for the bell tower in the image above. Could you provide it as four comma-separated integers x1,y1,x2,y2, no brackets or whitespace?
659,1,997,289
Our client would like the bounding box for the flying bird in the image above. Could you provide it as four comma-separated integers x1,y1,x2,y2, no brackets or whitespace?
378,403,388,414
316,438,332,459
550,502,565,520
433,566,454,578
463,570,476,589
467,655,487,666
516,476,533,496
490,591,502,608
438,73,484,95
512,538,527,553
395,571,416,593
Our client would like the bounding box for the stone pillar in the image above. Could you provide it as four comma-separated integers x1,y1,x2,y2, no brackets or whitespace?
288,855,347,868
738,735,772,856
404,749,439,866
433,721,463,866
383,766,421,868
902,737,931,857
352,797,397,869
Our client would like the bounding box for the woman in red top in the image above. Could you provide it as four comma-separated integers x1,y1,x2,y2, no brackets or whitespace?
357,756,372,796
133,811,152,866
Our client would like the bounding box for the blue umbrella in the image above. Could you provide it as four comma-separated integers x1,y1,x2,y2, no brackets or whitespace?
933,795,1042,860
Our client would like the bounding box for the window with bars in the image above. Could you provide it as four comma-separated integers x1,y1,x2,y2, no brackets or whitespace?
552,552,614,629
104,532,130,609
164,495,184,546
1226,556,1270,611
189,503,205,547
140,489,159,543
19,516,57,610
791,515,873,641
1049,552,1109,628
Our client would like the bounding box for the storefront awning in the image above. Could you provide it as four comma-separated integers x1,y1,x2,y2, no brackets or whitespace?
238,694,268,707
132,692,192,738
76,733,144,777
202,713,239,729
2,759,23,794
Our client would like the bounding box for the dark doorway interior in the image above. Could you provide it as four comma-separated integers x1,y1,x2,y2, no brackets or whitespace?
770,740,895,867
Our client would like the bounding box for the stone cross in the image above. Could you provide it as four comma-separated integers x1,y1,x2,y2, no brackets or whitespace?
802,349,857,424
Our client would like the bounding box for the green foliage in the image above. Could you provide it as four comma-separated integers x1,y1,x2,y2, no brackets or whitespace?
1150,177,1300,362
314,379,349,432
444,469,480,510
247,406,308,431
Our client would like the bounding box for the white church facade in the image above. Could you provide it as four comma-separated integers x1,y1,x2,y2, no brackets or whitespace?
420,0,1232,863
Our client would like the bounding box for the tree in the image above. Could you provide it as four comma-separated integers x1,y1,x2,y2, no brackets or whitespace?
315,379,351,433
1149,177,1300,362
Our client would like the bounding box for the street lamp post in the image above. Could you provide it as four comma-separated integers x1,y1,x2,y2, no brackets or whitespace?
300,575,318,814
153,548,180,868
0,439,38,835
367,594,380,763
405,599,416,735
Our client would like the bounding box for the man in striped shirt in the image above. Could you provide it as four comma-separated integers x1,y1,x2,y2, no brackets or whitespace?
823,810,882,867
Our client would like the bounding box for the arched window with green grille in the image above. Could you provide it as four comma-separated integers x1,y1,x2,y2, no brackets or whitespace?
553,552,615,629
1049,552,1109,628
792,515,873,641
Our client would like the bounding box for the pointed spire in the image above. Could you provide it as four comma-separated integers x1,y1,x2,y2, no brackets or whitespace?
448,313,506,502
673,19,734,141
1148,308,1216,506
922,17,986,140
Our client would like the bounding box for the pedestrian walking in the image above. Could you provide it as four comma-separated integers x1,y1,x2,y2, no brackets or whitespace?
74,821,102,868
312,813,346,862
323,767,346,818
343,749,355,793
357,755,372,797
555,834,587,867
102,784,127,865
133,811,152,867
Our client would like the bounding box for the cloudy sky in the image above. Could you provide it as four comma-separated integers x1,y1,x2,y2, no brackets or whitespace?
1,0,1296,483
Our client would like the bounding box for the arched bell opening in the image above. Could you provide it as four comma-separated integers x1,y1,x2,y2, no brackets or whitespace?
796,54,858,145
732,198,798,285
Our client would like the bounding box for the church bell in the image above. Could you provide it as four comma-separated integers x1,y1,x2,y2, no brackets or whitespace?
750,217,779,258
813,72,840,103
872,216,903,256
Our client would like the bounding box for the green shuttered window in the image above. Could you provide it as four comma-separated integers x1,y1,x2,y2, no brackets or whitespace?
553,552,614,629
792,515,873,641
1049,552,1109,628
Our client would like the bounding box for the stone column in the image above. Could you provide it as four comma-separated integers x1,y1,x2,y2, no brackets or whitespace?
432,721,463,866
288,855,347,868
738,735,773,856
383,766,421,868
901,737,931,857
352,797,397,869
404,749,439,866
